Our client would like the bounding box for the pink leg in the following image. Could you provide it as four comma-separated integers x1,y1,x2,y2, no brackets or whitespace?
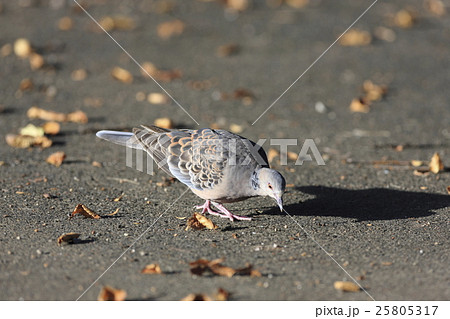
195,200,251,221
211,202,252,221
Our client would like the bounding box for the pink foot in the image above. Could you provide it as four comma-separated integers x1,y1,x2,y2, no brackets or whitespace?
195,200,251,221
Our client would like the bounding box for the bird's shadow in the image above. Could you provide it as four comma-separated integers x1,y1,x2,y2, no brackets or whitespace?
263,186,449,221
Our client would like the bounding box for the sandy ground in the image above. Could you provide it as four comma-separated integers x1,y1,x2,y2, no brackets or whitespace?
0,0,449,300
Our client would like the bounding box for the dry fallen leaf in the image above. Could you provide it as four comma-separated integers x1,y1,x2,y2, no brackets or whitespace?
141,62,182,82
14,38,32,58
0,43,12,57
70,204,101,219
157,19,185,40
285,0,309,9
141,263,162,274
42,122,61,135
411,160,423,167
71,68,87,81
20,124,44,137
98,286,127,301
108,208,120,216
29,52,45,70
27,106,88,123
424,0,446,16
57,232,80,245
374,26,396,42
98,15,136,32
413,169,430,176
154,117,173,129
394,9,416,28
19,78,34,91
229,123,243,134
180,293,212,301
429,152,444,174
111,66,133,84
334,281,361,292
225,0,250,11
216,43,240,57
267,148,280,163
446,186,450,195
349,98,370,113
214,288,230,301
6,134,52,148
235,263,262,277
148,93,169,104
339,29,372,46
186,213,218,231
46,151,66,167
113,194,124,202
58,16,73,31
363,80,387,102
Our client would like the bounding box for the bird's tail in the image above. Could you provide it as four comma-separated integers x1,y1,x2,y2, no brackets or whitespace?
96,130,143,149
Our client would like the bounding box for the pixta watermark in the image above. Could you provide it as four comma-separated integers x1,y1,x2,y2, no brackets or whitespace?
125,133,325,175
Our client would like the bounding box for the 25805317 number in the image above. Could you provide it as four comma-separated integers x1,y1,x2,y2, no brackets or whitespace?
375,305,438,316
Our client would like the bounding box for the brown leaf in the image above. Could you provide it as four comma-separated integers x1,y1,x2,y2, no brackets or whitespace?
349,97,370,113
70,204,101,219
46,151,66,167
411,160,423,167
6,134,52,148
225,0,250,12
424,0,446,16
71,68,87,81
98,286,127,301
92,161,103,168
394,9,415,28
216,43,240,57
14,38,32,58
29,53,45,70
113,193,124,202
148,93,169,105
267,148,280,164
186,213,218,231
57,232,80,245
334,281,361,292
98,16,136,32
140,62,182,82
214,288,230,301
180,293,212,301
210,264,236,278
413,169,430,176
27,106,88,123
195,213,218,230
235,263,262,277
157,20,185,40
429,152,444,174
19,78,34,91
339,29,371,46
141,263,162,274
111,67,133,84
20,124,44,137
362,80,387,102
42,122,60,135
446,186,450,195
58,16,73,31
107,208,120,216
154,117,173,129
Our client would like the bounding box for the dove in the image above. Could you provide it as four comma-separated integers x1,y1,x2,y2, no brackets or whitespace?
96,125,286,221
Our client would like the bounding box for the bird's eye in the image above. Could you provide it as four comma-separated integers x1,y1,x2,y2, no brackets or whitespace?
268,184,273,189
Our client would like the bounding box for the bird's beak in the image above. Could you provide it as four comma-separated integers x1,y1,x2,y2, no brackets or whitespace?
276,196,283,212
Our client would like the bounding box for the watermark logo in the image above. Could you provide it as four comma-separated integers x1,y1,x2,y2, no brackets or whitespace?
125,133,325,175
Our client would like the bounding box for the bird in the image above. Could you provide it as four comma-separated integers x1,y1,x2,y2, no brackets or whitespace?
96,125,286,221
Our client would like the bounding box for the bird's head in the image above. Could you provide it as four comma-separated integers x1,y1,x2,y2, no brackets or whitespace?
256,168,286,211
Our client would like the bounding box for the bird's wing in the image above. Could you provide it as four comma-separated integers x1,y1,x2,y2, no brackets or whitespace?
133,126,262,191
